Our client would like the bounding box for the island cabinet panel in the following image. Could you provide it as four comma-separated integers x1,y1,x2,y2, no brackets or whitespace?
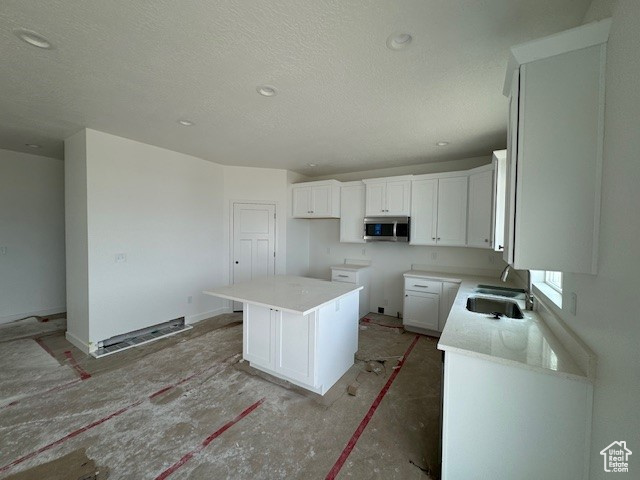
276,310,316,386
243,304,276,370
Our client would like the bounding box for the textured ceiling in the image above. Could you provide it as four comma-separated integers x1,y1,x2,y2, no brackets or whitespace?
0,0,591,175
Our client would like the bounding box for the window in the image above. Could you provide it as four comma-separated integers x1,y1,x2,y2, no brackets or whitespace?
545,271,563,293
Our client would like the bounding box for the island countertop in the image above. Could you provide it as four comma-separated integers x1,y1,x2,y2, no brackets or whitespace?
203,275,363,316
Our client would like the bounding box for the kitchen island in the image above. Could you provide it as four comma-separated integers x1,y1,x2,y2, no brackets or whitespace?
204,275,362,395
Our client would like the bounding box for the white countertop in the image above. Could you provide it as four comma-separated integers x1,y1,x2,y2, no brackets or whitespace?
330,264,370,271
203,275,363,316
403,270,590,382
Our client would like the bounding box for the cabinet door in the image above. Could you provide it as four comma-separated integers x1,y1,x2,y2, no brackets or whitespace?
467,170,494,248
243,304,275,369
410,179,438,245
276,310,316,386
403,291,439,331
311,185,331,216
436,176,468,246
292,187,312,217
385,180,411,216
365,181,387,216
440,282,459,331
340,184,366,243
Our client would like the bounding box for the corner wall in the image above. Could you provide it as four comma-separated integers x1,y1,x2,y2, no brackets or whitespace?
0,149,66,323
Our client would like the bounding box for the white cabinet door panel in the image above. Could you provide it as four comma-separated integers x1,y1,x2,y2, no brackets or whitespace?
403,291,439,331
410,179,438,245
385,180,411,216
365,182,386,216
311,185,331,216
243,304,275,369
467,170,494,248
276,311,316,385
436,176,468,246
292,187,311,217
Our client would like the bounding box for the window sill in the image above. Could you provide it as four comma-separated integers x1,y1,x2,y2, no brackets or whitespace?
533,282,562,310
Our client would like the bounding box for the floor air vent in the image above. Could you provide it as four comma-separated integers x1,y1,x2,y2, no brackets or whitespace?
92,317,191,358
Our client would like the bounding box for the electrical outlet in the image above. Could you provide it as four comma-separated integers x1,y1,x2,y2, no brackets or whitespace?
326,247,331,255
115,253,127,263
383,299,389,306
431,251,438,261
361,247,366,255
187,296,193,304
0,246,6,255
488,254,496,264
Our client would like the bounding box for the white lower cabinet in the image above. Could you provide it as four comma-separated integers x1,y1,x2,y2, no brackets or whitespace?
403,274,460,334
404,291,439,331
330,265,370,319
442,351,593,479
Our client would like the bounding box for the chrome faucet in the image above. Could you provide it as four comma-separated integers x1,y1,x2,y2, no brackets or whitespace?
500,265,535,311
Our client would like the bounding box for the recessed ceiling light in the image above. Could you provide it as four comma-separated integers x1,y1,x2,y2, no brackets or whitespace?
25,143,41,149
436,141,450,147
177,119,194,126
307,163,317,167
386,33,412,50
13,29,53,49
257,85,277,97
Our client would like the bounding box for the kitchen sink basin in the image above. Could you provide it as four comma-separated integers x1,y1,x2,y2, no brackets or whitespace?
474,284,526,299
466,296,524,319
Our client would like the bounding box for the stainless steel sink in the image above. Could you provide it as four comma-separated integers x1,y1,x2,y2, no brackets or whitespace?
466,296,524,319
474,284,526,299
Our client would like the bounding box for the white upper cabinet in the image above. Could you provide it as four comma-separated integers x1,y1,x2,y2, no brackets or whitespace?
502,19,610,274
467,165,494,248
436,176,468,246
410,178,438,245
411,174,468,246
339,182,366,243
363,177,411,216
291,180,341,218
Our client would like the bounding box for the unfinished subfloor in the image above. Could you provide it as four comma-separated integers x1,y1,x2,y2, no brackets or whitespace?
0,313,442,479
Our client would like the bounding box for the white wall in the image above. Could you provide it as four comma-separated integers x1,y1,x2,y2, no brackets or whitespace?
65,129,229,349
556,1,640,477
307,155,491,182
286,171,310,276
64,131,89,344
0,149,66,323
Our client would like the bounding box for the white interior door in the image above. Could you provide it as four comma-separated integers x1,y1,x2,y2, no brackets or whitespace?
232,203,276,311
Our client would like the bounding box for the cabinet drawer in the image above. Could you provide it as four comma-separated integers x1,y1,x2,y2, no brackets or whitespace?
331,270,357,283
404,277,442,293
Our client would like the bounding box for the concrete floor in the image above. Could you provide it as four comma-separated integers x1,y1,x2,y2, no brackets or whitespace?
0,313,442,479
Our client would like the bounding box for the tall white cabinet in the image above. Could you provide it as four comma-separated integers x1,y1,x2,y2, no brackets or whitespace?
339,182,366,243
502,19,610,274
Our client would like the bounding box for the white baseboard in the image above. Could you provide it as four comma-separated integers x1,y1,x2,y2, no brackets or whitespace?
65,330,93,354
186,307,233,325
0,307,66,326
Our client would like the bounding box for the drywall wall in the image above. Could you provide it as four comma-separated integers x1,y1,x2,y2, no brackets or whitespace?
308,220,504,316
307,155,491,182
286,171,310,276
64,131,90,346
65,129,229,350
557,1,640,477
0,149,66,323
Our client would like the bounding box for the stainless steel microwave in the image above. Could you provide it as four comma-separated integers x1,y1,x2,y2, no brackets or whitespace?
363,216,410,242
